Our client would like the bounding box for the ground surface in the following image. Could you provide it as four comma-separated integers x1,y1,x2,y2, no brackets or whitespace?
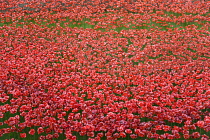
0,1,210,140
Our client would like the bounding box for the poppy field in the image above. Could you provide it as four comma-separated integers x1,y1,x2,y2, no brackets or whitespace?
0,0,210,140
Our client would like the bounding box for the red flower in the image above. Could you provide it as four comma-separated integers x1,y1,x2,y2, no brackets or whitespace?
183,134,190,139
197,121,205,128
37,127,44,134
125,129,132,134
46,134,53,139
53,133,59,139
29,129,35,135
117,126,125,132
163,125,171,132
97,133,104,138
20,133,26,138
130,134,137,139
192,132,201,139
113,133,120,138
0,112,4,118
120,132,126,138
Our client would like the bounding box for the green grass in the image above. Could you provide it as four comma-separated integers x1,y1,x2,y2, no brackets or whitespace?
0,10,209,32
0,10,209,140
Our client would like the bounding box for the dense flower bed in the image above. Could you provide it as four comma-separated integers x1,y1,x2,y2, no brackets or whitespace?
0,0,210,140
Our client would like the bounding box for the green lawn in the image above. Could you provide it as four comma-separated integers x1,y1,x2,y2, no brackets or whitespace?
0,9,209,140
